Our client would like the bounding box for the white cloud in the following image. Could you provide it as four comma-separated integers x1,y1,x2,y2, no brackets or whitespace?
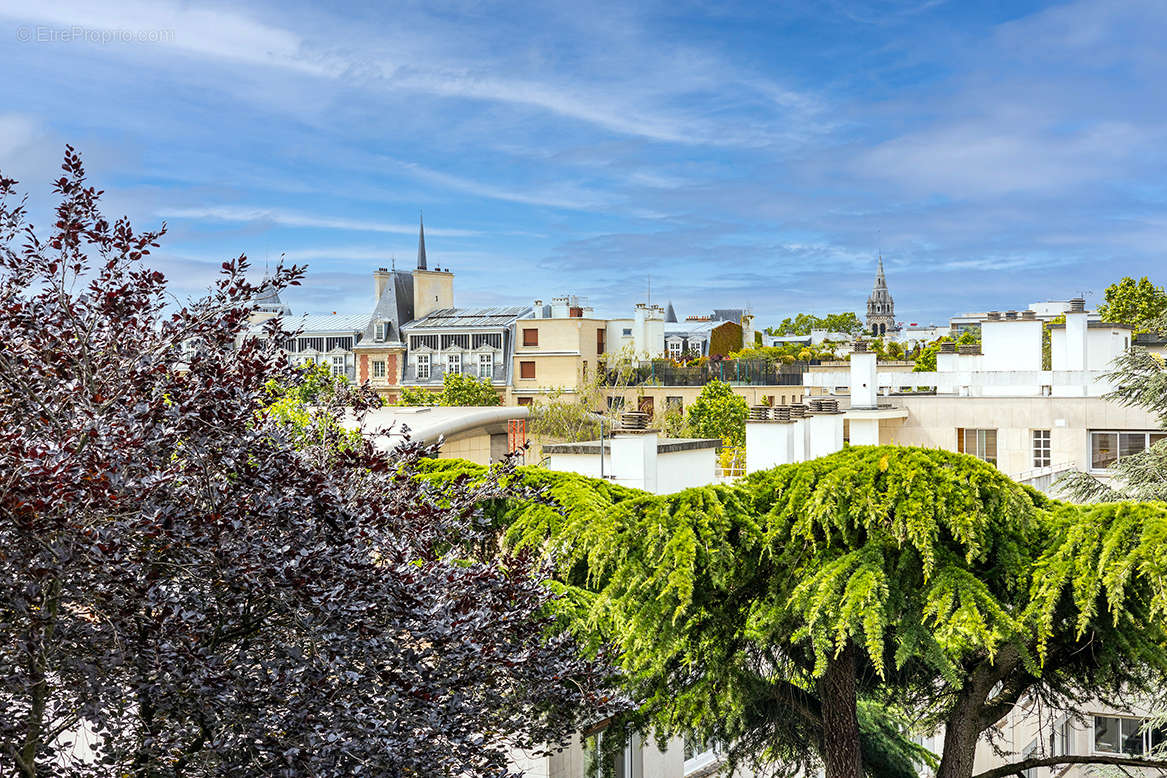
0,0,336,75
158,206,479,237
385,159,612,211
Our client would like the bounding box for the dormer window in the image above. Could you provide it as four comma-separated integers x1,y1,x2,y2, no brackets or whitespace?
375,321,389,342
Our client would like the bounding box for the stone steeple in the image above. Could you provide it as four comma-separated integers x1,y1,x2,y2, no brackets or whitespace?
417,213,427,271
865,256,896,337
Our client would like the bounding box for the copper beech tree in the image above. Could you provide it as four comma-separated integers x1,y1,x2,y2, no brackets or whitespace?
0,148,623,777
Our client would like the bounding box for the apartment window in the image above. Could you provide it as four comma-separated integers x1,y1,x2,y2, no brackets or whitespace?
622,327,632,336
331,356,346,377
1091,430,1167,469
1032,429,1051,468
1050,716,1073,756
446,353,461,374
1093,716,1166,755
596,328,606,354
372,360,386,379
516,397,533,406
416,353,430,380
478,353,493,378
683,736,719,776
522,328,539,346
667,340,683,358
375,322,386,341
666,396,683,413
519,360,536,379
957,428,997,464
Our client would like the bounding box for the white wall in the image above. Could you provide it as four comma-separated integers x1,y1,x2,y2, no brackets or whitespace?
655,448,717,493
981,320,1042,372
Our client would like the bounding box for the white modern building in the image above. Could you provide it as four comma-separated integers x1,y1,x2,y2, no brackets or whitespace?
543,422,720,495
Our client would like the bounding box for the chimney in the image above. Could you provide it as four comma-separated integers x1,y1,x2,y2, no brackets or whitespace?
1021,310,1037,320
1065,300,1088,370
1005,310,1018,320
746,408,804,473
373,267,390,302
531,300,543,319
986,311,1002,321
850,343,878,409
610,413,658,493
805,400,844,460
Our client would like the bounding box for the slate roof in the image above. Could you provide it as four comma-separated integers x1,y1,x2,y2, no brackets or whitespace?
404,306,531,330
362,269,413,343
289,313,372,333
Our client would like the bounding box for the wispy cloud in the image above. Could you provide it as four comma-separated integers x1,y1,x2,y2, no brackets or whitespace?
158,206,478,237
386,159,613,211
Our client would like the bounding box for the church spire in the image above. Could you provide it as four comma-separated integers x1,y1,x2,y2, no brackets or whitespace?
664,300,678,323
865,254,895,337
417,213,427,271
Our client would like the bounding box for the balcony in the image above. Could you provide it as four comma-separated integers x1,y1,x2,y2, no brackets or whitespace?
402,363,507,385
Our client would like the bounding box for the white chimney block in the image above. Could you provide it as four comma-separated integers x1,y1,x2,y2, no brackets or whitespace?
1065,311,1088,371
806,414,845,460
610,432,658,493
745,420,808,473
849,417,880,447
936,351,958,373
850,351,878,409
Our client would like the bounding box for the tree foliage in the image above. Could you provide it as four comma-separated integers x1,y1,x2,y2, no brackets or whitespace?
396,370,502,406
419,447,1167,778
0,149,621,777
1097,275,1167,333
912,330,981,372
767,312,865,337
709,321,744,358
686,379,748,446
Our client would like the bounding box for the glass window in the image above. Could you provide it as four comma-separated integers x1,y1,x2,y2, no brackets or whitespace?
1095,716,1149,755
1121,717,1145,755
1092,433,1118,469
372,360,386,379
416,353,430,379
666,396,683,413
446,353,461,374
1119,432,1147,459
331,356,346,376
668,340,683,358
1090,431,1165,469
959,428,997,465
622,328,632,336
1095,716,1122,753
1033,429,1051,468
477,353,493,378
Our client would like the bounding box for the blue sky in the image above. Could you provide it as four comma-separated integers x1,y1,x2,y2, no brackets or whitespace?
1,0,1164,326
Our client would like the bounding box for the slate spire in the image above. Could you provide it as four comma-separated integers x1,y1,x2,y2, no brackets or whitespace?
417,213,427,271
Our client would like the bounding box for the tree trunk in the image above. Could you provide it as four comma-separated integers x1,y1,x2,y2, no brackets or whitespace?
935,714,980,778
819,643,864,778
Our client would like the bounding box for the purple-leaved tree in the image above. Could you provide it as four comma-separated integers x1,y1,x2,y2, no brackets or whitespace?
0,147,622,777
